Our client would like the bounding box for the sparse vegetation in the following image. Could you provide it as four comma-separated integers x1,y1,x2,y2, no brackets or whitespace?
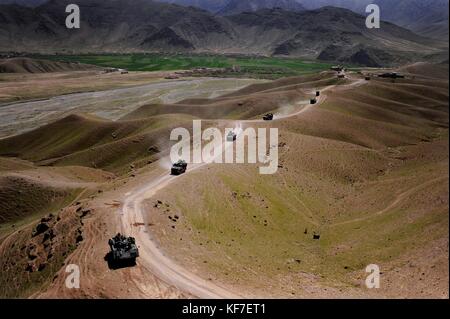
40,54,334,79
0,63,447,298
144,66,449,297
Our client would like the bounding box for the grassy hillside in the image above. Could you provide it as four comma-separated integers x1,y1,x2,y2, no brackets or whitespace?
41,54,334,78
0,113,197,174
143,66,449,297
0,73,337,174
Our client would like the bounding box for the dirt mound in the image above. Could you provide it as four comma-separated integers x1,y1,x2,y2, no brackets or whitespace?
0,163,112,226
0,57,98,73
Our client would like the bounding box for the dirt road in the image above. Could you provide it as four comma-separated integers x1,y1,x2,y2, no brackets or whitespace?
118,76,358,298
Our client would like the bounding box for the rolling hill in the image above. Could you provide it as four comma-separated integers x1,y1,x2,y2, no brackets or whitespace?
0,57,98,73
0,63,448,298
137,63,448,298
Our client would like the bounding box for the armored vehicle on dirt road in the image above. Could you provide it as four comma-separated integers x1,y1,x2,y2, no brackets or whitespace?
108,233,139,262
331,65,344,72
171,160,187,175
227,131,237,142
263,113,274,121
310,98,317,104
378,72,404,79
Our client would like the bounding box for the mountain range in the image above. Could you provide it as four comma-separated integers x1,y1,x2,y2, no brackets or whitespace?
159,0,449,39
2,0,448,39
0,0,448,66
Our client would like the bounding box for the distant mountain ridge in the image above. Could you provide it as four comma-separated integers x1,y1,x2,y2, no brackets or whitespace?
0,0,447,66
157,0,230,13
298,0,449,40
3,0,448,40
372,0,449,39
0,0,47,6
158,0,449,39
216,0,305,16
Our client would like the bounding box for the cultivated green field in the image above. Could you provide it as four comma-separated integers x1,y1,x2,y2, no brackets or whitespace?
40,54,334,79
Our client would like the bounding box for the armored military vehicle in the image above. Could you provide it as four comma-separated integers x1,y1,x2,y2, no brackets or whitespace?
310,98,317,104
227,131,237,142
316,91,320,97
108,233,139,262
171,160,187,175
331,65,344,72
378,72,404,79
263,113,274,121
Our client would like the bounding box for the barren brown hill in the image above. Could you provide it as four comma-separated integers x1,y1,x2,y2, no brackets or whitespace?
0,57,98,73
0,113,198,174
0,158,114,297
123,72,340,120
0,158,113,228
0,174,79,225
399,61,450,80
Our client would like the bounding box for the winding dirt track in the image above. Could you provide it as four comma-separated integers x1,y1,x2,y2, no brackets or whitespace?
119,75,366,298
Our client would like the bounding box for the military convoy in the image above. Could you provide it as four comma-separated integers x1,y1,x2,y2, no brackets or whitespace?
378,72,404,79
331,65,344,72
227,131,237,142
108,233,139,263
171,160,188,175
263,113,274,121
